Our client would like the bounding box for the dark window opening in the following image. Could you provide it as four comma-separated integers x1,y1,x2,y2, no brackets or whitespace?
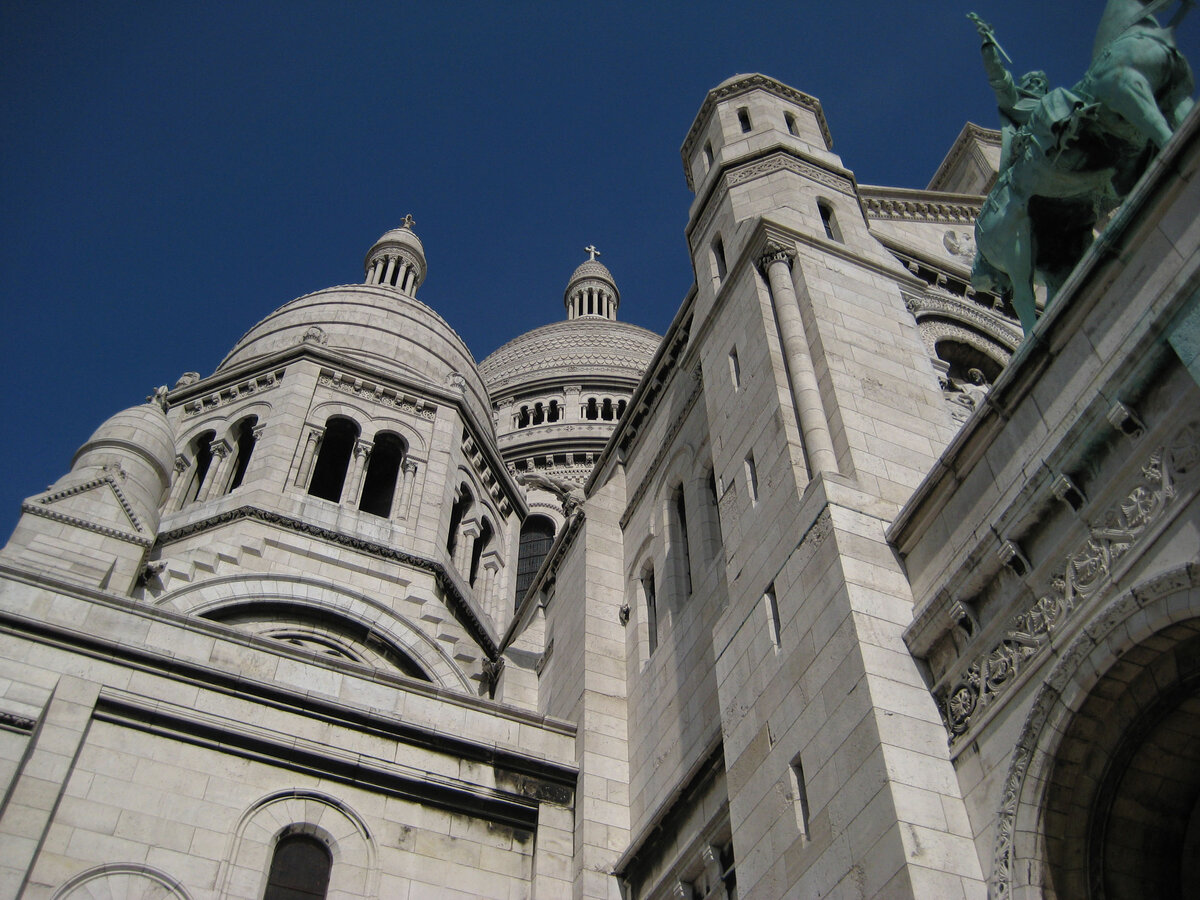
446,484,473,555
672,485,692,597
532,402,544,425
359,432,405,518
703,140,714,168
601,398,614,421
469,518,493,587
818,200,843,243
183,431,215,506
585,398,599,420
785,111,799,136
712,236,728,281
547,400,560,422
263,833,331,900
515,516,556,599
307,417,358,503
616,399,627,419
642,566,658,655
737,107,752,132
517,406,530,428
227,417,258,493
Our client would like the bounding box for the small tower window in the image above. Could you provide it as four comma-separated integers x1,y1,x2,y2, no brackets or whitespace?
446,483,473,556
616,399,627,419
745,452,759,505
641,564,658,655
818,200,843,243
226,416,258,493
532,402,545,425
263,833,331,900
785,111,799,136
737,107,752,133
517,406,530,428
601,398,614,421
764,583,782,650
585,397,599,420
703,140,714,171
308,417,358,503
547,400,560,422
469,517,493,588
729,347,741,390
182,430,215,506
712,235,728,284
359,432,405,518
670,485,692,599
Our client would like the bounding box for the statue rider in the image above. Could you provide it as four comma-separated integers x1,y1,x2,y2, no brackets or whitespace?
970,14,1049,171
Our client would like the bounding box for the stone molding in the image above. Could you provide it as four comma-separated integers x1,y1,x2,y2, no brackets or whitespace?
180,369,284,418
317,369,437,420
904,293,1022,351
0,709,37,732
861,192,982,224
154,505,501,658
726,152,855,197
937,419,1200,743
53,862,192,900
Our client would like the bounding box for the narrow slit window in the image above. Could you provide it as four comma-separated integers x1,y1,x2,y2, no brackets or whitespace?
227,417,258,493
671,485,692,598
764,583,781,650
737,107,752,133
785,111,799,136
728,347,741,390
703,140,714,170
712,236,727,283
745,453,759,505
789,757,811,839
818,200,843,243
642,566,658,655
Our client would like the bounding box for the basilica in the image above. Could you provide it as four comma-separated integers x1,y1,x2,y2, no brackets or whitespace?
0,68,1197,900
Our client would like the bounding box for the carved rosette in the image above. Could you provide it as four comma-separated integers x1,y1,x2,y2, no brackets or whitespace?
938,421,1200,741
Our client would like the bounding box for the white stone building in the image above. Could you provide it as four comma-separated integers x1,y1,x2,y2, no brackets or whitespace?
0,72,1197,900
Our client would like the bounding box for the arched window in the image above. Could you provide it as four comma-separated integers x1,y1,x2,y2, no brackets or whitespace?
616,399,627,419
446,483,473,556
601,398,614,421
818,200,843,243
641,564,658,655
533,402,544,425
308,417,358,503
548,400,560,422
514,515,556,600
359,432,405,518
669,484,692,598
182,430,215,506
737,107,752,133
263,833,331,900
517,406,530,428
226,416,258,493
469,517,494,587
711,235,728,283
585,398,599,420
785,111,799,136
703,140,714,170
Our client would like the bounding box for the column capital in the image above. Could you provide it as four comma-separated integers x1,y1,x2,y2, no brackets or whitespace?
209,438,233,459
757,240,796,272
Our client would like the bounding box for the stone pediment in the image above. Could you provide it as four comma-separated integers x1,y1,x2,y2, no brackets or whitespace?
22,471,151,545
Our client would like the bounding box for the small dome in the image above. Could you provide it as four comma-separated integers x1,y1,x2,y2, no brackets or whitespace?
73,401,176,483
364,215,427,296
567,259,616,287
563,250,621,321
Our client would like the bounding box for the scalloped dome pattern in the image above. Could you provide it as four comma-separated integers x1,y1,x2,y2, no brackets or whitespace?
479,318,659,395
567,259,616,286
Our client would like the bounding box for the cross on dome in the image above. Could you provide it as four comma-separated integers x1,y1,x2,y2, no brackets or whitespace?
402,214,416,229
584,245,601,261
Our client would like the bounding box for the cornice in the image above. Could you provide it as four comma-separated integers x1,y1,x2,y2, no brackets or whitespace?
859,186,983,224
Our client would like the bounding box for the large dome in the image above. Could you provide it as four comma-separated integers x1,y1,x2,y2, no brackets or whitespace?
217,284,493,433
479,317,659,397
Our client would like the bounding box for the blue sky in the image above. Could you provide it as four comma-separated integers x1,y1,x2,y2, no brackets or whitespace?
2,1,1196,535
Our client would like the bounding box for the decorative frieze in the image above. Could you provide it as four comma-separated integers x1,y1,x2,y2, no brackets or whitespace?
862,195,982,224
726,153,855,197
936,420,1200,742
317,370,436,420
182,370,284,418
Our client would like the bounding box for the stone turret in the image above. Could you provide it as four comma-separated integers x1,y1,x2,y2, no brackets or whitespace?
2,397,174,593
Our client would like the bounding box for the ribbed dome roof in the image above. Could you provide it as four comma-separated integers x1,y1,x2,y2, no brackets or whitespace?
479,318,659,396
217,285,493,434
567,259,616,285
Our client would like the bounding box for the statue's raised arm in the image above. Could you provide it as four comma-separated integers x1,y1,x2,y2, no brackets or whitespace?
969,13,1049,171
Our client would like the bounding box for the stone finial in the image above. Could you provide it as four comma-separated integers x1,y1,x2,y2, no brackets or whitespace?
584,244,600,260
402,213,416,229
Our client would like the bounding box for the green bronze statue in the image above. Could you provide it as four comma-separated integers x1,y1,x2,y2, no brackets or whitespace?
969,1,1195,335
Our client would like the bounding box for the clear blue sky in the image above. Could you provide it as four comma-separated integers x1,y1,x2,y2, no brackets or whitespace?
2,1,1196,535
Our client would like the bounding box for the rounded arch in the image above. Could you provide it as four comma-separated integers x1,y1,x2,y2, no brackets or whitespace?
153,574,473,691
175,399,276,450
53,863,192,900
218,789,377,900
514,514,557,601
992,565,1200,900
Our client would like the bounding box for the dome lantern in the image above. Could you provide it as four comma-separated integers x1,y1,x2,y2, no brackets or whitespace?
564,246,620,321
364,215,427,297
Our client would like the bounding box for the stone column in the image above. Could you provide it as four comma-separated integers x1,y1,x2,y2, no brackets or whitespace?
455,521,479,574
759,242,838,477
168,455,191,509
295,427,322,487
399,460,419,519
344,438,373,506
196,438,234,502
382,255,397,287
